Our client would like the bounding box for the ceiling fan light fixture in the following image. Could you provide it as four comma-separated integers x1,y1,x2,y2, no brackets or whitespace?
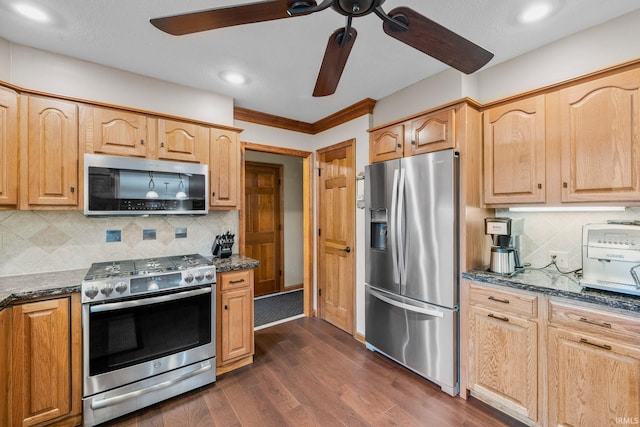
13,2,50,22
219,70,250,85
519,2,554,24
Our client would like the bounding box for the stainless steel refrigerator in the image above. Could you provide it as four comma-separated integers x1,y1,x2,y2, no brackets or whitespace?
364,149,459,396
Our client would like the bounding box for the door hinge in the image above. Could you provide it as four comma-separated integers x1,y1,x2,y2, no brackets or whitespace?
278,223,282,231
279,270,282,276
318,168,321,177
318,228,321,236
318,288,322,296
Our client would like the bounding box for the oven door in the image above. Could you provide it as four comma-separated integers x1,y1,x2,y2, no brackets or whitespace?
83,285,215,397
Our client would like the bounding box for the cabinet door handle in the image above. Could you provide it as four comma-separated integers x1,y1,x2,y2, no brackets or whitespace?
224,304,228,310
579,338,612,351
140,139,144,145
70,186,75,193
488,313,509,322
488,295,510,304
563,182,568,188
229,279,245,284
161,142,165,148
579,317,612,329
212,192,216,198
537,183,542,189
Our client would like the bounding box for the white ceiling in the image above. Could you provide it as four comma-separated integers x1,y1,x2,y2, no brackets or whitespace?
1,0,640,123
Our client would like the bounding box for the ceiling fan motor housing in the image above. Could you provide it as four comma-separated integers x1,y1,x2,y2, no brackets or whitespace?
333,0,385,16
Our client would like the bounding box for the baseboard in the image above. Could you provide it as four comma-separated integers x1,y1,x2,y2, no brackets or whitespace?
354,332,366,344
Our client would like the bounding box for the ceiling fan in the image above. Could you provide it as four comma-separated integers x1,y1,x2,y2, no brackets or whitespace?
150,0,494,97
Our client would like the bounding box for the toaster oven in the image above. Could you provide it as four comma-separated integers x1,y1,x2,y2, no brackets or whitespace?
580,222,640,296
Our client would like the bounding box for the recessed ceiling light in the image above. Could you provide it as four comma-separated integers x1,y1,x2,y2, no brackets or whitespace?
518,2,553,24
13,3,50,22
219,71,249,85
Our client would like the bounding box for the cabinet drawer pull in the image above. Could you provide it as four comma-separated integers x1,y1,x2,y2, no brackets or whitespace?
579,317,612,329
229,279,245,284
488,313,509,322
488,295,510,304
579,338,612,351
563,182,568,188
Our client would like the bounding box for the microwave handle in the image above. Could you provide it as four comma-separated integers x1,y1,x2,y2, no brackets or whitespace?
89,286,211,313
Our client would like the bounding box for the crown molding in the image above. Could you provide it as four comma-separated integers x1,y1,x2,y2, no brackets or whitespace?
234,98,376,135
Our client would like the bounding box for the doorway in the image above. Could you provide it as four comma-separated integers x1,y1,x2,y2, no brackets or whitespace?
241,142,314,317
316,139,356,334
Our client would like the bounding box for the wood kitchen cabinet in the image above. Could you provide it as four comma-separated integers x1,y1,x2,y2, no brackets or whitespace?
209,128,241,209
0,87,18,208
157,118,209,163
547,300,640,427
20,95,79,208
216,268,255,374
369,105,457,163
483,95,546,205
554,67,640,202
467,284,539,422
82,105,155,158
7,294,82,427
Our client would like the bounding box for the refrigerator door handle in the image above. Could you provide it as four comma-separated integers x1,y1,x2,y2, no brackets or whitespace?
397,168,406,284
390,169,400,285
368,288,444,318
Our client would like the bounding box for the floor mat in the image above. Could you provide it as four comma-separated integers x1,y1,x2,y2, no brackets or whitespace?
254,289,303,328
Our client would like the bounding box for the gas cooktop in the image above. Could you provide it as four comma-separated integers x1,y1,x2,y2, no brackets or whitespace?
82,254,215,303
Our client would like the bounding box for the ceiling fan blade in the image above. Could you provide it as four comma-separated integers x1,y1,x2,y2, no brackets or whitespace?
150,0,317,36
382,7,493,74
313,27,358,97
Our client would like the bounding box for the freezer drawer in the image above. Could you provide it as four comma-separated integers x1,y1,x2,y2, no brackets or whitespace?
365,285,459,396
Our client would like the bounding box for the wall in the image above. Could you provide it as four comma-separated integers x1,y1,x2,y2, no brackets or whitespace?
0,210,238,276
2,42,234,126
244,150,304,288
498,208,640,271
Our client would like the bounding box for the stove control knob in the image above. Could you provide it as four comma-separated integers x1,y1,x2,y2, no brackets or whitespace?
115,281,128,294
84,286,99,300
100,285,114,297
184,273,194,283
205,270,214,280
195,271,204,281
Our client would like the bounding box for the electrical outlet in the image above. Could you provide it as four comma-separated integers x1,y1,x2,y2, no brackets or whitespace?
549,250,569,268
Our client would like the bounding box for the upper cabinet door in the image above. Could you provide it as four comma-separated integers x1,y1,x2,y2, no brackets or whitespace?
25,96,78,207
0,87,18,207
90,107,151,158
559,68,640,202
157,119,209,163
407,108,455,156
369,124,404,163
483,95,546,205
210,128,240,208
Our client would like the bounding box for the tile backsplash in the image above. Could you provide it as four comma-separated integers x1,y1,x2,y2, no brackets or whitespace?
0,210,238,276
498,207,640,271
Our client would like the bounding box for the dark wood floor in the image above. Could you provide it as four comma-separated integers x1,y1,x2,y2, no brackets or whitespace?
109,317,523,427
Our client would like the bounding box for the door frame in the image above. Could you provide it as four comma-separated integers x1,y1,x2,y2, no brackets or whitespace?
240,141,314,317
244,161,284,295
316,138,356,333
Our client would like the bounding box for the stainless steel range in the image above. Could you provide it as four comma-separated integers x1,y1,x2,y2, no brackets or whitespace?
81,254,216,426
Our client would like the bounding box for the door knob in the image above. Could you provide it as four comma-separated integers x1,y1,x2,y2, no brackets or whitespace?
342,246,351,253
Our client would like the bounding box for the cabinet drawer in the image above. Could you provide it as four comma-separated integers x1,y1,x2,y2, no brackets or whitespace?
469,284,537,318
549,300,640,344
219,269,252,292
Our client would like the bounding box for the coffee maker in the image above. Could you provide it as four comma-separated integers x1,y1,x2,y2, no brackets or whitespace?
485,217,524,274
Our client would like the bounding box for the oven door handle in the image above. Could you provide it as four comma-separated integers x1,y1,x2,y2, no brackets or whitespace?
89,286,212,313
90,360,213,410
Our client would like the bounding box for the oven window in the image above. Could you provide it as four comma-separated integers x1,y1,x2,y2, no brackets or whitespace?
88,291,211,376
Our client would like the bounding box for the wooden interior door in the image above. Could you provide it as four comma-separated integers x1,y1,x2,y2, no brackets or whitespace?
244,162,283,297
317,139,355,334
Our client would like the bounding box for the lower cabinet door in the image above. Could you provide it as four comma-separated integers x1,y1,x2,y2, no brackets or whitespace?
12,298,72,427
221,287,254,363
468,306,538,421
548,327,640,427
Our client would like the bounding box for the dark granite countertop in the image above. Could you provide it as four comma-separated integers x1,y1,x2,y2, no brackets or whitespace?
463,268,640,314
0,255,259,309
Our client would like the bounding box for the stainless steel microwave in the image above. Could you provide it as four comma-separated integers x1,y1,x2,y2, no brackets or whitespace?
84,154,208,216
